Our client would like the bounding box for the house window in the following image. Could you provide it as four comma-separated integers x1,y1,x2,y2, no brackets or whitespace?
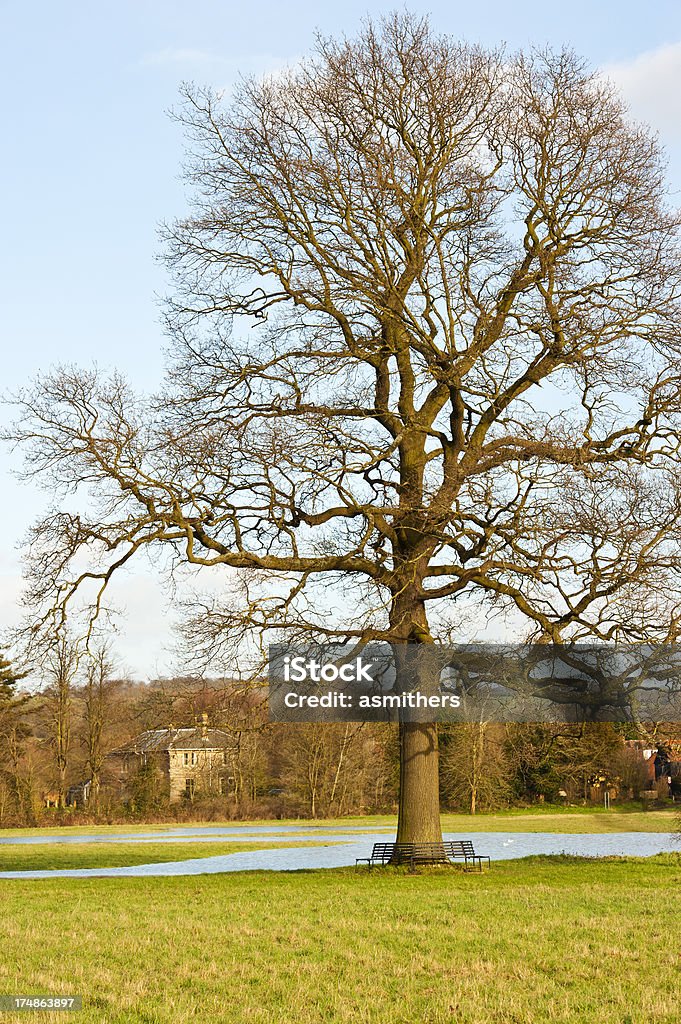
183,752,198,767
185,778,195,799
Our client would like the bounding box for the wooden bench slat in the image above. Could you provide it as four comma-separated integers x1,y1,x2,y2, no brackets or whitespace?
356,840,490,871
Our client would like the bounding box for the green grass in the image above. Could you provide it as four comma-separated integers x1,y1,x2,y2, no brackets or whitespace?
438,808,679,833
0,840,343,872
1,856,680,1023
0,806,676,839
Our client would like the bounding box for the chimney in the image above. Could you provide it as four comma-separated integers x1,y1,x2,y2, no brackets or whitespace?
201,712,208,739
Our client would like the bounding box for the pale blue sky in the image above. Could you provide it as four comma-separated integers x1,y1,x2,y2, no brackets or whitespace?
2,1,681,676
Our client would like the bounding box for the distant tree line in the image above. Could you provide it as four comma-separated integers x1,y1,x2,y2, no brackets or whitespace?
0,646,678,826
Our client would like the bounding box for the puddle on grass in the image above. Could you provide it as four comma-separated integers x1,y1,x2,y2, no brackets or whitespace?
0,829,678,878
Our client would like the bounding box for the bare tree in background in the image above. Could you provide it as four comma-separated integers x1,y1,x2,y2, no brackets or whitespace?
43,639,78,808
279,722,369,818
8,13,681,842
441,723,511,814
0,651,30,822
81,644,118,811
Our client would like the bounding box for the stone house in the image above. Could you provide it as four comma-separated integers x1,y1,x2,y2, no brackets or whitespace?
104,716,234,803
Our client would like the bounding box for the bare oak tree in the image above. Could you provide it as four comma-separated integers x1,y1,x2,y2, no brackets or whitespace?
8,13,681,841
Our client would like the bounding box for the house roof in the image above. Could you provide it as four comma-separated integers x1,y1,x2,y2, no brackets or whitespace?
113,726,231,754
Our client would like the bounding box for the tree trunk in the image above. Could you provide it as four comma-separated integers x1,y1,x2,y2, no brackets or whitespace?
57,762,67,809
392,585,443,844
396,721,442,842
470,723,482,815
91,772,100,813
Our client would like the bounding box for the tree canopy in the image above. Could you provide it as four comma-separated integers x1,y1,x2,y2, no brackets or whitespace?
8,13,681,840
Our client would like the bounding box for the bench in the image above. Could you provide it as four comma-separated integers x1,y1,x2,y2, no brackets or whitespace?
356,840,490,872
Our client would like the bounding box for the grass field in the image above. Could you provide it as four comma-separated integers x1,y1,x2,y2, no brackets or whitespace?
0,805,678,838
1,855,680,1023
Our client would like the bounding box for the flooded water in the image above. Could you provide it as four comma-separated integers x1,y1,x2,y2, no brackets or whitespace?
0,825,375,846
0,827,677,879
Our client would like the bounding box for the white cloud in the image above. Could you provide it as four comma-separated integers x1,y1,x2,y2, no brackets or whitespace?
602,41,681,144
